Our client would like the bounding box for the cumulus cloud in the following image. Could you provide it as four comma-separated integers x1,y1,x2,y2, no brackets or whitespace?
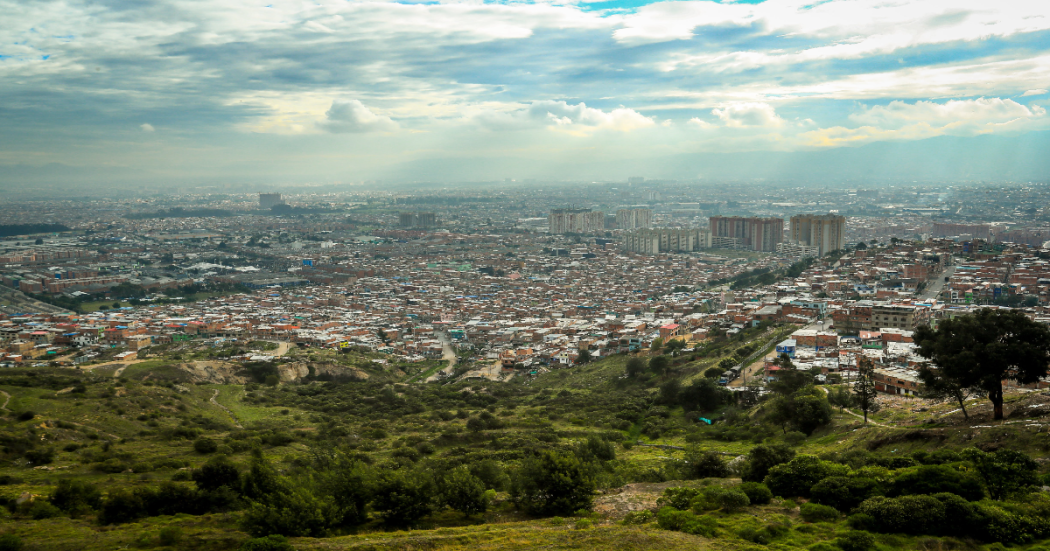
140,123,155,132
848,97,1046,135
319,100,398,134
712,102,784,128
1022,89,1048,97
475,101,654,133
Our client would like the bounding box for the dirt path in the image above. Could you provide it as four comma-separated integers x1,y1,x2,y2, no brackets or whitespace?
275,342,293,356
211,388,243,429
0,390,9,411
425,334,459,382
820,386,891,427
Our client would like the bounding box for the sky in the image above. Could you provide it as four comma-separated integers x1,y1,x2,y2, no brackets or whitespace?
2,0,1050,186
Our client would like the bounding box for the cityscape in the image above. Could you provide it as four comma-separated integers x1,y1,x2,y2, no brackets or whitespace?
4,0,1050,549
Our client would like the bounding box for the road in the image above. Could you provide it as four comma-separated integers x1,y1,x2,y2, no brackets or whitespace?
0,285,69,315
424,332,459,382
920,266,955,301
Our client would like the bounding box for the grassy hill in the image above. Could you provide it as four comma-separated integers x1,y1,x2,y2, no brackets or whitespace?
1,326,1049,550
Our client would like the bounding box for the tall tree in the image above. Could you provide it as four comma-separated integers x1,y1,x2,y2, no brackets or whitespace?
914,309,1050,420
852,356,880,424
917,363,980,419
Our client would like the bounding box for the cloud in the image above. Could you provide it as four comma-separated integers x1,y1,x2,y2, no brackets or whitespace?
848,97,1045,135
1022,89,1048,97
711,102,784,128
802,97,1048,147
475,101,654,133
318,101,398,134
139,123,155,132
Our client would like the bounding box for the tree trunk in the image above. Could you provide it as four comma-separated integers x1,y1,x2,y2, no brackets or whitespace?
991,386,1004,420
957,394,969,420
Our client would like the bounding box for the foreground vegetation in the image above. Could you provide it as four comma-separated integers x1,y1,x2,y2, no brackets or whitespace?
1,321,1049,551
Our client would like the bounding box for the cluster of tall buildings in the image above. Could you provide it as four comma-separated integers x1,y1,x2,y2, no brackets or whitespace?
548,208,605,234
709,216,784,252
258,193,284,209
789,214,846,256
616,208,652,230
621,228,712,254
399,212,437,228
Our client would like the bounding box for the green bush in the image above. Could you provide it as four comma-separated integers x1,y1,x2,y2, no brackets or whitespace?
738,482,773,505
800,502,840,523
682,447,729,479
239,535,295,551
511,451,596,516
835,530,877,551
372,469,435,526
743,444,795,483
0,534,22,551
855,495,946,535
23,500,62,520
193,438,219,454
439,466,488,517
655,506,717,537
659,487,702,510
241,485,337,537
737,522,791,544
49,479,102,516
888,465,983,501
764,455,848,498
158,526,183,546
192,456,241,492
714,488,750,512
574,518,592,530
810,477,882,512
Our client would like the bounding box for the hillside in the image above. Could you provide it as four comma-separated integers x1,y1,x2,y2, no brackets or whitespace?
0,326,1048,551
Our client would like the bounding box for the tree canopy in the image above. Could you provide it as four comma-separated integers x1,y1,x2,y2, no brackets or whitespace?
914,309,1050,420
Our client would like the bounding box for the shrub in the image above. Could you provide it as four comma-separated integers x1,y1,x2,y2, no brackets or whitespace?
439,466,488,517
738,482,773,505
764,455,848,498
194,438,219,454
784,431,807,446
23,500,62,520
0,535,22,551
241,485,337,537
888,465,983,501
158,526,183,546
682,447,729,479
24,447,55,465
49,479,102,516
742,444,795,483
810,477,882,512
738,522,791,544
574,518,592,530
511,451,596,516
714,488,750,513
800,502,839,523
372,469,435,526
855,495,946,535
623,510,654,524
659,487,702,510
655,507,717,537
239,535,295,551
835,530,877,551
193,456,241,492
16,411,34,421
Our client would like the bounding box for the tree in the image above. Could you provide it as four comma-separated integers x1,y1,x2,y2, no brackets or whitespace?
193,456,242,492
853,356,881,424
49,479,102,516
35,238,44,245
718,358,736,371
767,353,810,396
576,348,592,364
682,446,728,479
665,339,687,357
742,443,795,483
371,469,435,526
963,448,1039,501
648,355,671,376
914,309,1050,420
439,466,488,517
917,364,980,419
511,450,596,516
625,357,646,378
650,338,664,352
